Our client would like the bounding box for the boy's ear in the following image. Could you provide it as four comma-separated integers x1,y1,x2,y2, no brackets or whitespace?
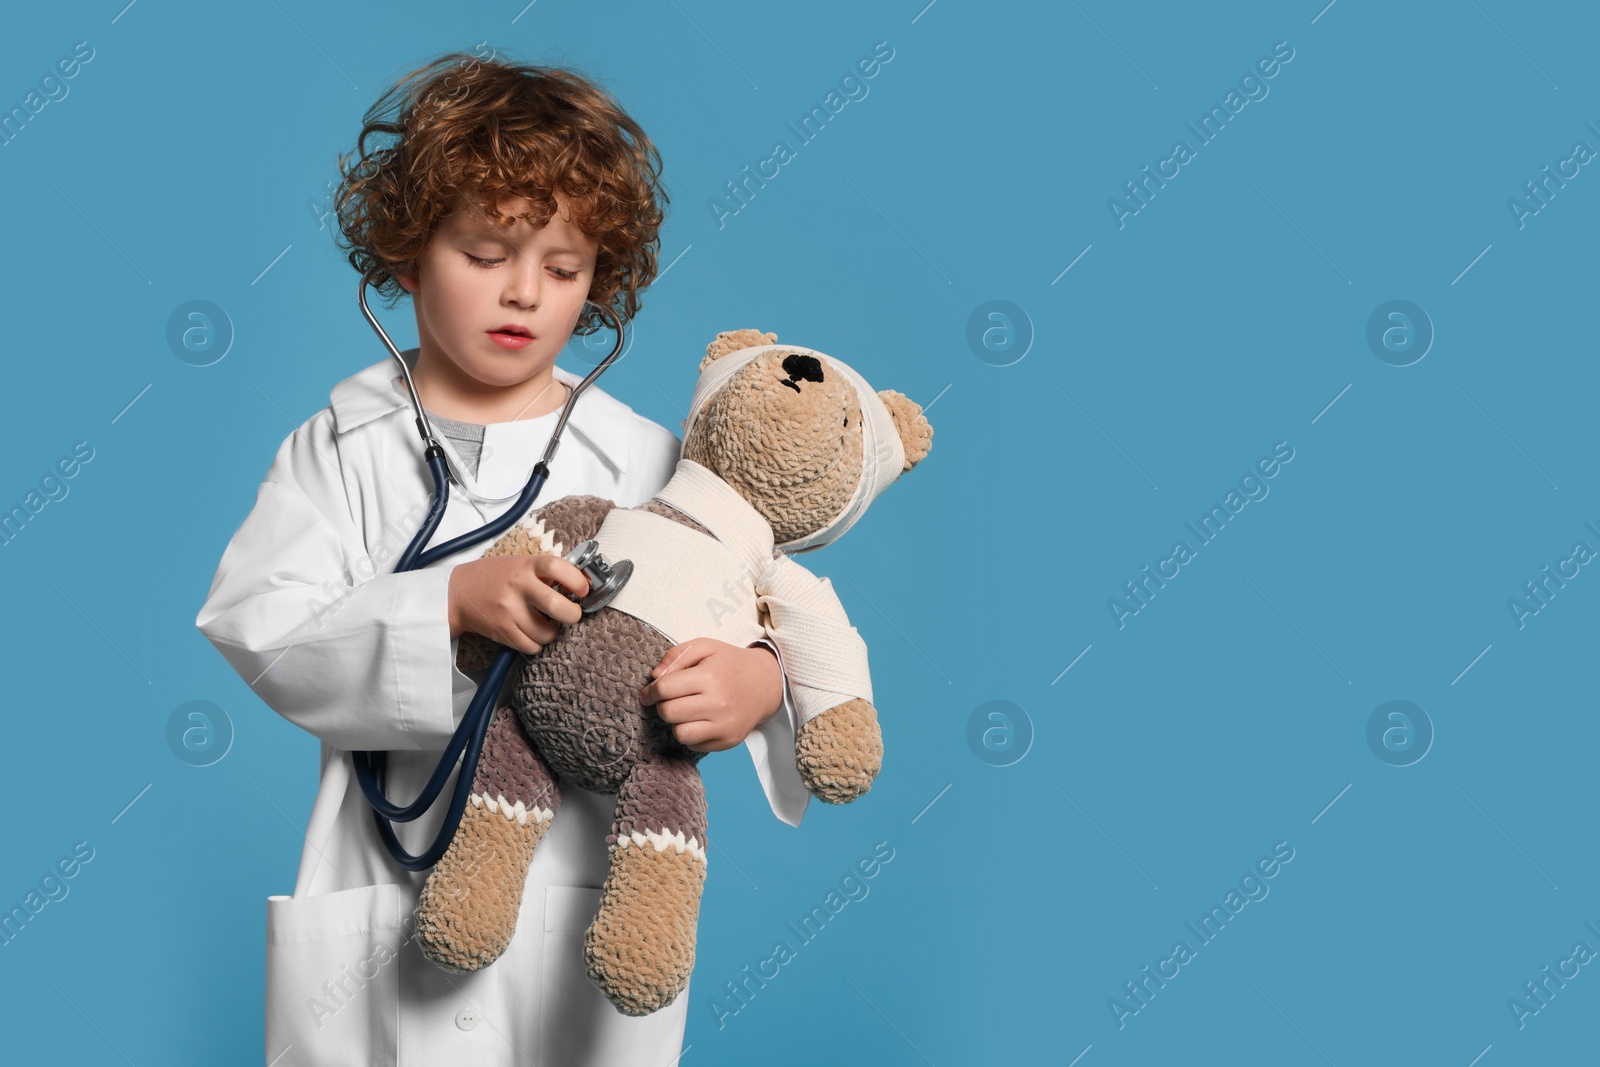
395,270,418,293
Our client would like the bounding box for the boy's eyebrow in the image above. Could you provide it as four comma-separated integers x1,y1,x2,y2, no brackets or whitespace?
454,219,588,256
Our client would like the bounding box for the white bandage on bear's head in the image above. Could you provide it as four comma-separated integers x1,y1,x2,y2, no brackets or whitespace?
682,344,906,555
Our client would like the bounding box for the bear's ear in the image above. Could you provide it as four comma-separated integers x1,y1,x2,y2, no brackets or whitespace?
877,389,933,472
701,329,777,371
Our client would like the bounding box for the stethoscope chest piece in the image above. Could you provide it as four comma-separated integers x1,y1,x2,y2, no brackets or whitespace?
564,539,632,613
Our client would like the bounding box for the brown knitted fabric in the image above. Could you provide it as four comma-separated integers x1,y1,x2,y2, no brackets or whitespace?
505,500,717,1012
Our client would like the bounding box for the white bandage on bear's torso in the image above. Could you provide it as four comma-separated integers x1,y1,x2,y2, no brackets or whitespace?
591,507,768,649
592,458,872,727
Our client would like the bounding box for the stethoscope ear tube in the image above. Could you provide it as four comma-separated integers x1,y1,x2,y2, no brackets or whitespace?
414,460,548,571
397,450,451,574
351,270,629,873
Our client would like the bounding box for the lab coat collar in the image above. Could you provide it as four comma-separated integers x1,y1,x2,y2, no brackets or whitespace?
328,347,632,475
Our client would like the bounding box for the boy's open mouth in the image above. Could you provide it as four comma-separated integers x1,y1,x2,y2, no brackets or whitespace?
490,325,532,338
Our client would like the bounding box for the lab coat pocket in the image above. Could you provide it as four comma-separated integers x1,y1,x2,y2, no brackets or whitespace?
539,884,690,1067
265,883,406,1067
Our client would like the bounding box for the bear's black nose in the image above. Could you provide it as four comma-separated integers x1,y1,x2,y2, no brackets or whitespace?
778,353,824,392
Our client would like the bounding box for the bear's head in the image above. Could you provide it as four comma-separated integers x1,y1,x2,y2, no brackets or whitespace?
680,328,933,551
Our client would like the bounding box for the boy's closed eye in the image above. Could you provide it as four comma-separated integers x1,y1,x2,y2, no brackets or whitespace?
461,250,580,280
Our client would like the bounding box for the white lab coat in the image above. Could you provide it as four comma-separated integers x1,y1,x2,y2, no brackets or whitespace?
195,348,810,1066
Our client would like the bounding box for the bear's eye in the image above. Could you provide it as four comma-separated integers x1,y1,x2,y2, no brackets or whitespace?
842,416,849,427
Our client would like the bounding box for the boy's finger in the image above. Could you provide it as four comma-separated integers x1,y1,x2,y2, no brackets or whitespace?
526,576,583,626
639,668,706,712
652,638,714,678
511,632,543,655
671,719,727,753
518,610,557,646
532,555,590,598
500,611,548,655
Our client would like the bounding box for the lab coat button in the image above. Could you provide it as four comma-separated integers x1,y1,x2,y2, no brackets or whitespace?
455,1008,479,1031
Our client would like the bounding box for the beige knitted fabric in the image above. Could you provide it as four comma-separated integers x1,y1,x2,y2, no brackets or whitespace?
683,344,907,554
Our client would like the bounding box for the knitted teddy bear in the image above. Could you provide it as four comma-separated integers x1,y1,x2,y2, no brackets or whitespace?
411,329,933,1016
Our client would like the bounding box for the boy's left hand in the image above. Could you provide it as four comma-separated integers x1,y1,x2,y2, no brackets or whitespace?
639,638,784,753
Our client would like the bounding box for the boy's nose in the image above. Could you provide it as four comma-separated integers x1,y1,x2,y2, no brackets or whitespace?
502,264,541,309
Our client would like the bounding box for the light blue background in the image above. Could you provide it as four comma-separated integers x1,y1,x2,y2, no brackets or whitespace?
1,0,1595,1063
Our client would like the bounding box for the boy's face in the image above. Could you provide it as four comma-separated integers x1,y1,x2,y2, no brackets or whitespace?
396,192,598,391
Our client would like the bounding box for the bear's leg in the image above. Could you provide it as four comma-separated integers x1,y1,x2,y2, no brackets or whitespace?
583,753,708,1015
414,703,561,972
795,697,883,803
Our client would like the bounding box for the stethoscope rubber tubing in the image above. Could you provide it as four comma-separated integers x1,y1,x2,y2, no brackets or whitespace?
354,647,518,871
414,460,549,570
352,456,550,872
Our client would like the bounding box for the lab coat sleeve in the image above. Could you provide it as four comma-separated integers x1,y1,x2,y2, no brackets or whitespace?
743,636,810,827
194,420,463,753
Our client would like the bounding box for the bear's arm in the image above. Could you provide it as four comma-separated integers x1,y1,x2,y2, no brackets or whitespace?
756,554,874,718
523,494,617,555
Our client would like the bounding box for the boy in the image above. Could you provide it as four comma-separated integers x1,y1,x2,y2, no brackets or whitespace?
194,52,807,1066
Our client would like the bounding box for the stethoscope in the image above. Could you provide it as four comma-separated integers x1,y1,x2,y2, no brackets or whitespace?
349,266,633,872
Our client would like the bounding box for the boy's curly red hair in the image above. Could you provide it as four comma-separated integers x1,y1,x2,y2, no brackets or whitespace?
333,50,668,333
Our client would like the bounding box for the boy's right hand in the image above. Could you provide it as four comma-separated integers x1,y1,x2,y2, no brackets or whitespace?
446,554,591,655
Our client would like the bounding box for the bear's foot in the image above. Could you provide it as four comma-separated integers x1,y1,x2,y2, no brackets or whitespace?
413,704,561,973
796,698,883,803
583,753,709,1015
414,796,554,972
583,835,706,1016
